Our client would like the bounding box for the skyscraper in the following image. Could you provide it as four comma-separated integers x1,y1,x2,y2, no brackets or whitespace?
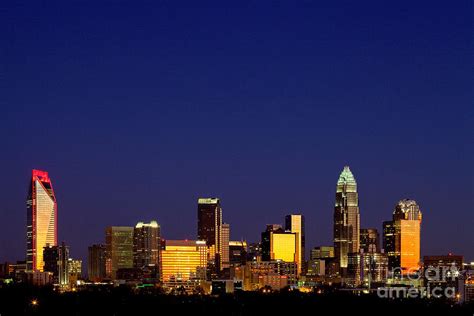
133,221,160,270
383,199,422,275
333,166,360,271
88,244,106,282
221,223,230,270
360,228,380,253
197,198,223,271
160,240,207,288
105,226,134,279
285,214,305,275
58,242,69,286
26,169,57,272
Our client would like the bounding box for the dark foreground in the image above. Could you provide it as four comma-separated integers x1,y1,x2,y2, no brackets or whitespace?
1,285,473,316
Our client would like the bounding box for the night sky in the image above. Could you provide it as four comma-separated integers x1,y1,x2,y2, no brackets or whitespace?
1,1,473,264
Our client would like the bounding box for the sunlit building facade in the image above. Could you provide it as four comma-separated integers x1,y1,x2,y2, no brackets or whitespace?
160,240,207,287
285,214,305,275
334,166,360,271
105,226,134,279
270,232,296,263
383,199,422,275
26,169,57,272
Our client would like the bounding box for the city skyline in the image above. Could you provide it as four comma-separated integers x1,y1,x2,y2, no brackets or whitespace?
1,1,472,266
0,166,471,266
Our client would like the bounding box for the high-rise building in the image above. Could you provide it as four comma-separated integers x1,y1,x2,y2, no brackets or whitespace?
423,254,463,298
58,242,69,286
383,199,422,275
160,240,207,288
43,243,72,285
87,244,106,282
105,226,134,279
197,198,223,271
229,241,248,265
221,223,230,270
27,170,57,272
334,166,360,271
360,228,380,253
285,214,305,275
347,250,388,287
133,221,160,271
267,229,296,263
43,244,59,281
310,246,335,260
68,258,82,284
261,224,283,261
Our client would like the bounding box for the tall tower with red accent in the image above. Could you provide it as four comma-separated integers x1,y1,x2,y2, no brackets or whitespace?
26,169,57,272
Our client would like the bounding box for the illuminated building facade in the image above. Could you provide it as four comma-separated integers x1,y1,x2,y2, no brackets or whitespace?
271,232,296,262
87,244,106,282
105,226,134,279
27,169,57,272
133,221,160,270
334,166,360,271
310,246,335,260
197,198,223,272
221,223,230,269
347,250,388,286
160,240,207,288
360,228,380,253
229,241,247,265
285,214,305,275
308,246,335,277
58,242,69,286
423,254,463,298
383,199,422,275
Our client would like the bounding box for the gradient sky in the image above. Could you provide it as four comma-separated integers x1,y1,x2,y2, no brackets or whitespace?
1,1,473,263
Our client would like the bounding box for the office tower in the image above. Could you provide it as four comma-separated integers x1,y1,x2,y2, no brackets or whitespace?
26,169,57,272
334,165,360,271
272,232,296,262
43,244,59,281
261,224,283,261
308,246,335,277
58,242,69,286
247,243,262,262
229,241,248,265
360,228,380,253
383,199,422,275
133,221,160,270
88,244,106,282
347,251,388,287
310,246,335,260
68,258,82,283
423,254,463,298
197,198,223,271
160,240,207,288
285,214,305,275
221,223,230,270
105,226,134,279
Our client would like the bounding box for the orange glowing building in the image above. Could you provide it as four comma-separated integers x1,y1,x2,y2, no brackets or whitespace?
383,199,422,275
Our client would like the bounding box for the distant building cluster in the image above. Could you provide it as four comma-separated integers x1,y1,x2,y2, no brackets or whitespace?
0,167,472,303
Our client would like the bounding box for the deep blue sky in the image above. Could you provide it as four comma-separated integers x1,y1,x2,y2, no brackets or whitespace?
1,1,473,263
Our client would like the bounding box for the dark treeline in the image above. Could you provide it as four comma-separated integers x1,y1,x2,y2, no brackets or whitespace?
0,284,473,316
